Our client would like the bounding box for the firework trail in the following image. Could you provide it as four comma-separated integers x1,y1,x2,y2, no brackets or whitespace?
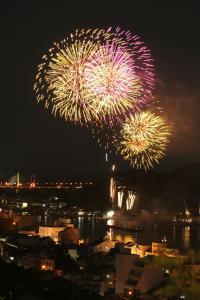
126,191,135,210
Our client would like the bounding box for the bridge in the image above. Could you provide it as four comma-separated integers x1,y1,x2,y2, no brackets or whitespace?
0,173,93,190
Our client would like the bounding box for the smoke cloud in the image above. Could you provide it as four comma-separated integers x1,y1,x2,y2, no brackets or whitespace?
156,80,200,164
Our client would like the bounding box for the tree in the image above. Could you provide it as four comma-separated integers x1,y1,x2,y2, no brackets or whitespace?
187,249,196,264
154,263,200,299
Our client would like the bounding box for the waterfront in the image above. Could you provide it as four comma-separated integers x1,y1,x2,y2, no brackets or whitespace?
74,216,200,252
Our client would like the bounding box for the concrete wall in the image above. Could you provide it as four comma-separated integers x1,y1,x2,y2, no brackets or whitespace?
136,265,163,294
115,253,139,294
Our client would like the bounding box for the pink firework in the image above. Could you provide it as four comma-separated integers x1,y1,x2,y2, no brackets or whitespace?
84,43,142,123
34,27,155,127
84,27,155,125
109,27,155,98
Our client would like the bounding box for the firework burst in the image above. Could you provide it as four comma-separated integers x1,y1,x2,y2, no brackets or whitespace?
110,28,155,111
34,29,108,125
91,125,116,153
84,43,142,124
34,27,154,126
116,111,171,170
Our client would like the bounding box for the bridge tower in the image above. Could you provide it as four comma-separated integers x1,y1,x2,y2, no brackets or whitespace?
9,172,20,187
30,174,36,188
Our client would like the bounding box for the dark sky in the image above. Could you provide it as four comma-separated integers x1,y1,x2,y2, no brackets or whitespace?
1,1,200,175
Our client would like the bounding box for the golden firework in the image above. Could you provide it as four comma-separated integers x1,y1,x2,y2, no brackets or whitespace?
34,29,106,125
84,43,142,124
116,111,171,170
34,28,154,126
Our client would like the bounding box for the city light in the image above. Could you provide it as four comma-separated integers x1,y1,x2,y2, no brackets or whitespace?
41,265,46,270
107,210,114,218
128,290,132,295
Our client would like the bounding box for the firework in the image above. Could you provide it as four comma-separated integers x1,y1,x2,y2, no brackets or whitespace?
34,27,154,126
91,125,115,158
106,28,155,117
84,27,155,125
34,29,107,125
84,43,142,124
126,191,135,210
117,191,124,208
91,124,120,163
116,111,171,170
110,177,117,207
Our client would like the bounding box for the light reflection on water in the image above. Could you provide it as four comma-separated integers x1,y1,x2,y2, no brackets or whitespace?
74,217,199,252
182,226,190,249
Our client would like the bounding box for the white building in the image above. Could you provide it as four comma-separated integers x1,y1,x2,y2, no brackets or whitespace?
115,252,163,296
115,253,139,294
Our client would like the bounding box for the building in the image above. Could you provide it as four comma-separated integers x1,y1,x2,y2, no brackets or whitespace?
17,254,40,269
13,215,38,229
93,239,115,253
152,242,166,255
41,258,55,271
59,227,79,245
164,248,180,257
39,226,65,242
100,269,115,296
131,244,151,258
115,252,163,296
136,265,164,294
115,253,140,294
121,243,152,258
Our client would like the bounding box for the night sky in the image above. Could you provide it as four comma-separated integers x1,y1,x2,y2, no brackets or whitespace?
2,1,200,175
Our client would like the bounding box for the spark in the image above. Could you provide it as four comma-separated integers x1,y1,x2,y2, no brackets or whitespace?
34,28,154,126
117,191,124,208
116,111,171,170
126,191,135,210
110,177,117,207
84,43,142,124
